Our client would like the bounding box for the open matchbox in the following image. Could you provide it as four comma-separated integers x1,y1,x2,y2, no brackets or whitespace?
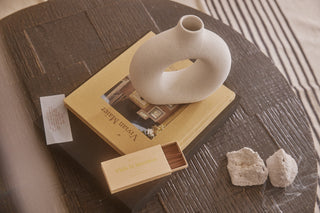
101,142,187,194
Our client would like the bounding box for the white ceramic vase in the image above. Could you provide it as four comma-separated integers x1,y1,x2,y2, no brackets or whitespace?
129,15,231,105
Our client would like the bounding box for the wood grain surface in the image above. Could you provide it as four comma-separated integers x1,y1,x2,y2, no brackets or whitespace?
0,0,317,212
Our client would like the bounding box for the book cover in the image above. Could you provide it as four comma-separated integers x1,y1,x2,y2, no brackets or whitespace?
64,32,236,155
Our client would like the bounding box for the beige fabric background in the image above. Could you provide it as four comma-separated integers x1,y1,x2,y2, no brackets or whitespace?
0,0,45,19
172,0,320,88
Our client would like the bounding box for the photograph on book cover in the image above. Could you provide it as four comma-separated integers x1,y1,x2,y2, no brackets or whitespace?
101,76,184,139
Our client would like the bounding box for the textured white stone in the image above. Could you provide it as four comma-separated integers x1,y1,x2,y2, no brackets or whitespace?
226,147,268,186
266,149,298,187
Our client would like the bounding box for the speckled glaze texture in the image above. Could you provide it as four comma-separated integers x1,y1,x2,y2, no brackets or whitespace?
129,15,231,104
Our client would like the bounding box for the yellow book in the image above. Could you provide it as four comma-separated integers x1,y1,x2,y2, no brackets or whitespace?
64,32,236,155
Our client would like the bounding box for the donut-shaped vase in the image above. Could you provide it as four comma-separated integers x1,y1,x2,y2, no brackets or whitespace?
129,15,231,105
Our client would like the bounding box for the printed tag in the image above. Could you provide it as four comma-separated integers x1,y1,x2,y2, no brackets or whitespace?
40,94,73,145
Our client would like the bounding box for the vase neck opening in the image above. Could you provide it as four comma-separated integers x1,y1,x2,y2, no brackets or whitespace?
178,15,204,34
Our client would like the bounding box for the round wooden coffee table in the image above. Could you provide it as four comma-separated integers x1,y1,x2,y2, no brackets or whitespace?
0,0,317,212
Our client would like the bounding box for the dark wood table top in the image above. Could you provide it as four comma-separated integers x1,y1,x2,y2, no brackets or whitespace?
0,0,317,212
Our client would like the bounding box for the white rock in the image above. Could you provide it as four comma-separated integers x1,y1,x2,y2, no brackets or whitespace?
266,149,298,187
226,147,268,186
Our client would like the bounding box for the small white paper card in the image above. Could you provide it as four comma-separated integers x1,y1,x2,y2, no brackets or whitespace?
40,94,73,145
